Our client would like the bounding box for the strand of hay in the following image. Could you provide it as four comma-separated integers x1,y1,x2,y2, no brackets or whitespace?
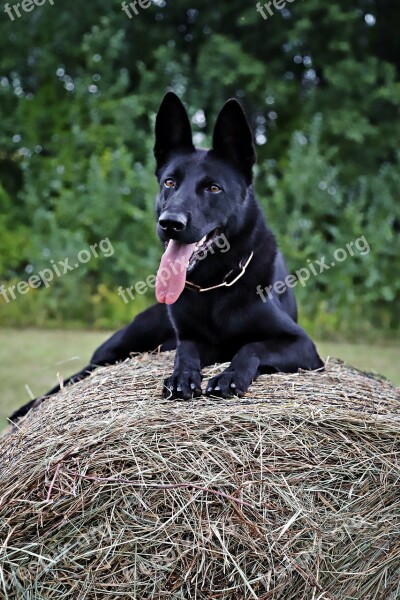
0,354,399,599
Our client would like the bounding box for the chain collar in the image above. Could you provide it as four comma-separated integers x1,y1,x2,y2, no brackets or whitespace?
185,251,254,293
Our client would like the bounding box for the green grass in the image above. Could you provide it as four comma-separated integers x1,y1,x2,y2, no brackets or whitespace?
0,329,108,430
0,329,398,431
317,341,399,385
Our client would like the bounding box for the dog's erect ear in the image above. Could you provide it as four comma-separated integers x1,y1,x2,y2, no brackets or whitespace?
212,99,256,183
154,92,195,170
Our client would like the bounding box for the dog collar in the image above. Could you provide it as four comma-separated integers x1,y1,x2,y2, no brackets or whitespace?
185,251,254,293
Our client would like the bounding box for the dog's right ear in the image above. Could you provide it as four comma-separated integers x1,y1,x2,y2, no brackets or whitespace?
154,92,194,170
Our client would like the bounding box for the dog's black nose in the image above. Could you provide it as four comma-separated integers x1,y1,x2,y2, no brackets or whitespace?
159,212,187,234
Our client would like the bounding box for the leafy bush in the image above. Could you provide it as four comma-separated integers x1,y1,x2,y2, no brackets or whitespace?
262,116,400,338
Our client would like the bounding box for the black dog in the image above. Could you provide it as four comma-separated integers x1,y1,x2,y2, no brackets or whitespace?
10,93,323,420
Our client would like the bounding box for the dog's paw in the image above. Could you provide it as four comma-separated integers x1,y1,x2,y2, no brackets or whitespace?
163,369,202,401
205,370,250,399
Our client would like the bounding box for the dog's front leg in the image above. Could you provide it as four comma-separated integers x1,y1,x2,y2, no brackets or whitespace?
163,341,203,401
205,338,323,399
205,344,261,399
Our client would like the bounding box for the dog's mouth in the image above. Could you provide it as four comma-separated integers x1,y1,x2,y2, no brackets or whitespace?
156,228,220,305
187,228,221,273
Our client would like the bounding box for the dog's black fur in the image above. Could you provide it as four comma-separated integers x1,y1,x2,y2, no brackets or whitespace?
10,93,323,421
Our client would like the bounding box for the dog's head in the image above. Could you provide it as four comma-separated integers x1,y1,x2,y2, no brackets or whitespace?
154,92,256,304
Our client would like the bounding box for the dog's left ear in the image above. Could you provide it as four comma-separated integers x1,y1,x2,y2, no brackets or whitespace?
212,99,256,183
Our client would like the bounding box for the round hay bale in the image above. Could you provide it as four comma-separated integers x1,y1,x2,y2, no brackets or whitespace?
0,353,399,599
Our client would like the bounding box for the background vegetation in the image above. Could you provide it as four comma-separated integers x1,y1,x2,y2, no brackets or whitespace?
0,0,399,339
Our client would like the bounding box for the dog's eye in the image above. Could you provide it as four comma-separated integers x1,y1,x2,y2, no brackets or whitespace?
207,184,222,194
164,179,175,189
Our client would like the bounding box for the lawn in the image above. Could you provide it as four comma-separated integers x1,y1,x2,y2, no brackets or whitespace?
0,329,398,430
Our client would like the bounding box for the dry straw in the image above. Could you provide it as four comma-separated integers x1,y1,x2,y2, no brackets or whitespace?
0,353,399,599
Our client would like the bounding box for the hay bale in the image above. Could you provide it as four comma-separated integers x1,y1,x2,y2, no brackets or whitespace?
0,353,399,599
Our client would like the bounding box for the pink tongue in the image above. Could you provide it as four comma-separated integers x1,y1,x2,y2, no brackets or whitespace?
156,240,197,304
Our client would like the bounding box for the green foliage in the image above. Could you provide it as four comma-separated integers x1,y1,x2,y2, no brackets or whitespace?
0,0,399,337
264,116,400,337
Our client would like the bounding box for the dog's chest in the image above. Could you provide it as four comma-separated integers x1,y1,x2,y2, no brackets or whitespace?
169,290,246,344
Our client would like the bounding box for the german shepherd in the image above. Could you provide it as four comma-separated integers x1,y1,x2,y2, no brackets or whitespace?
10,92,323,420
